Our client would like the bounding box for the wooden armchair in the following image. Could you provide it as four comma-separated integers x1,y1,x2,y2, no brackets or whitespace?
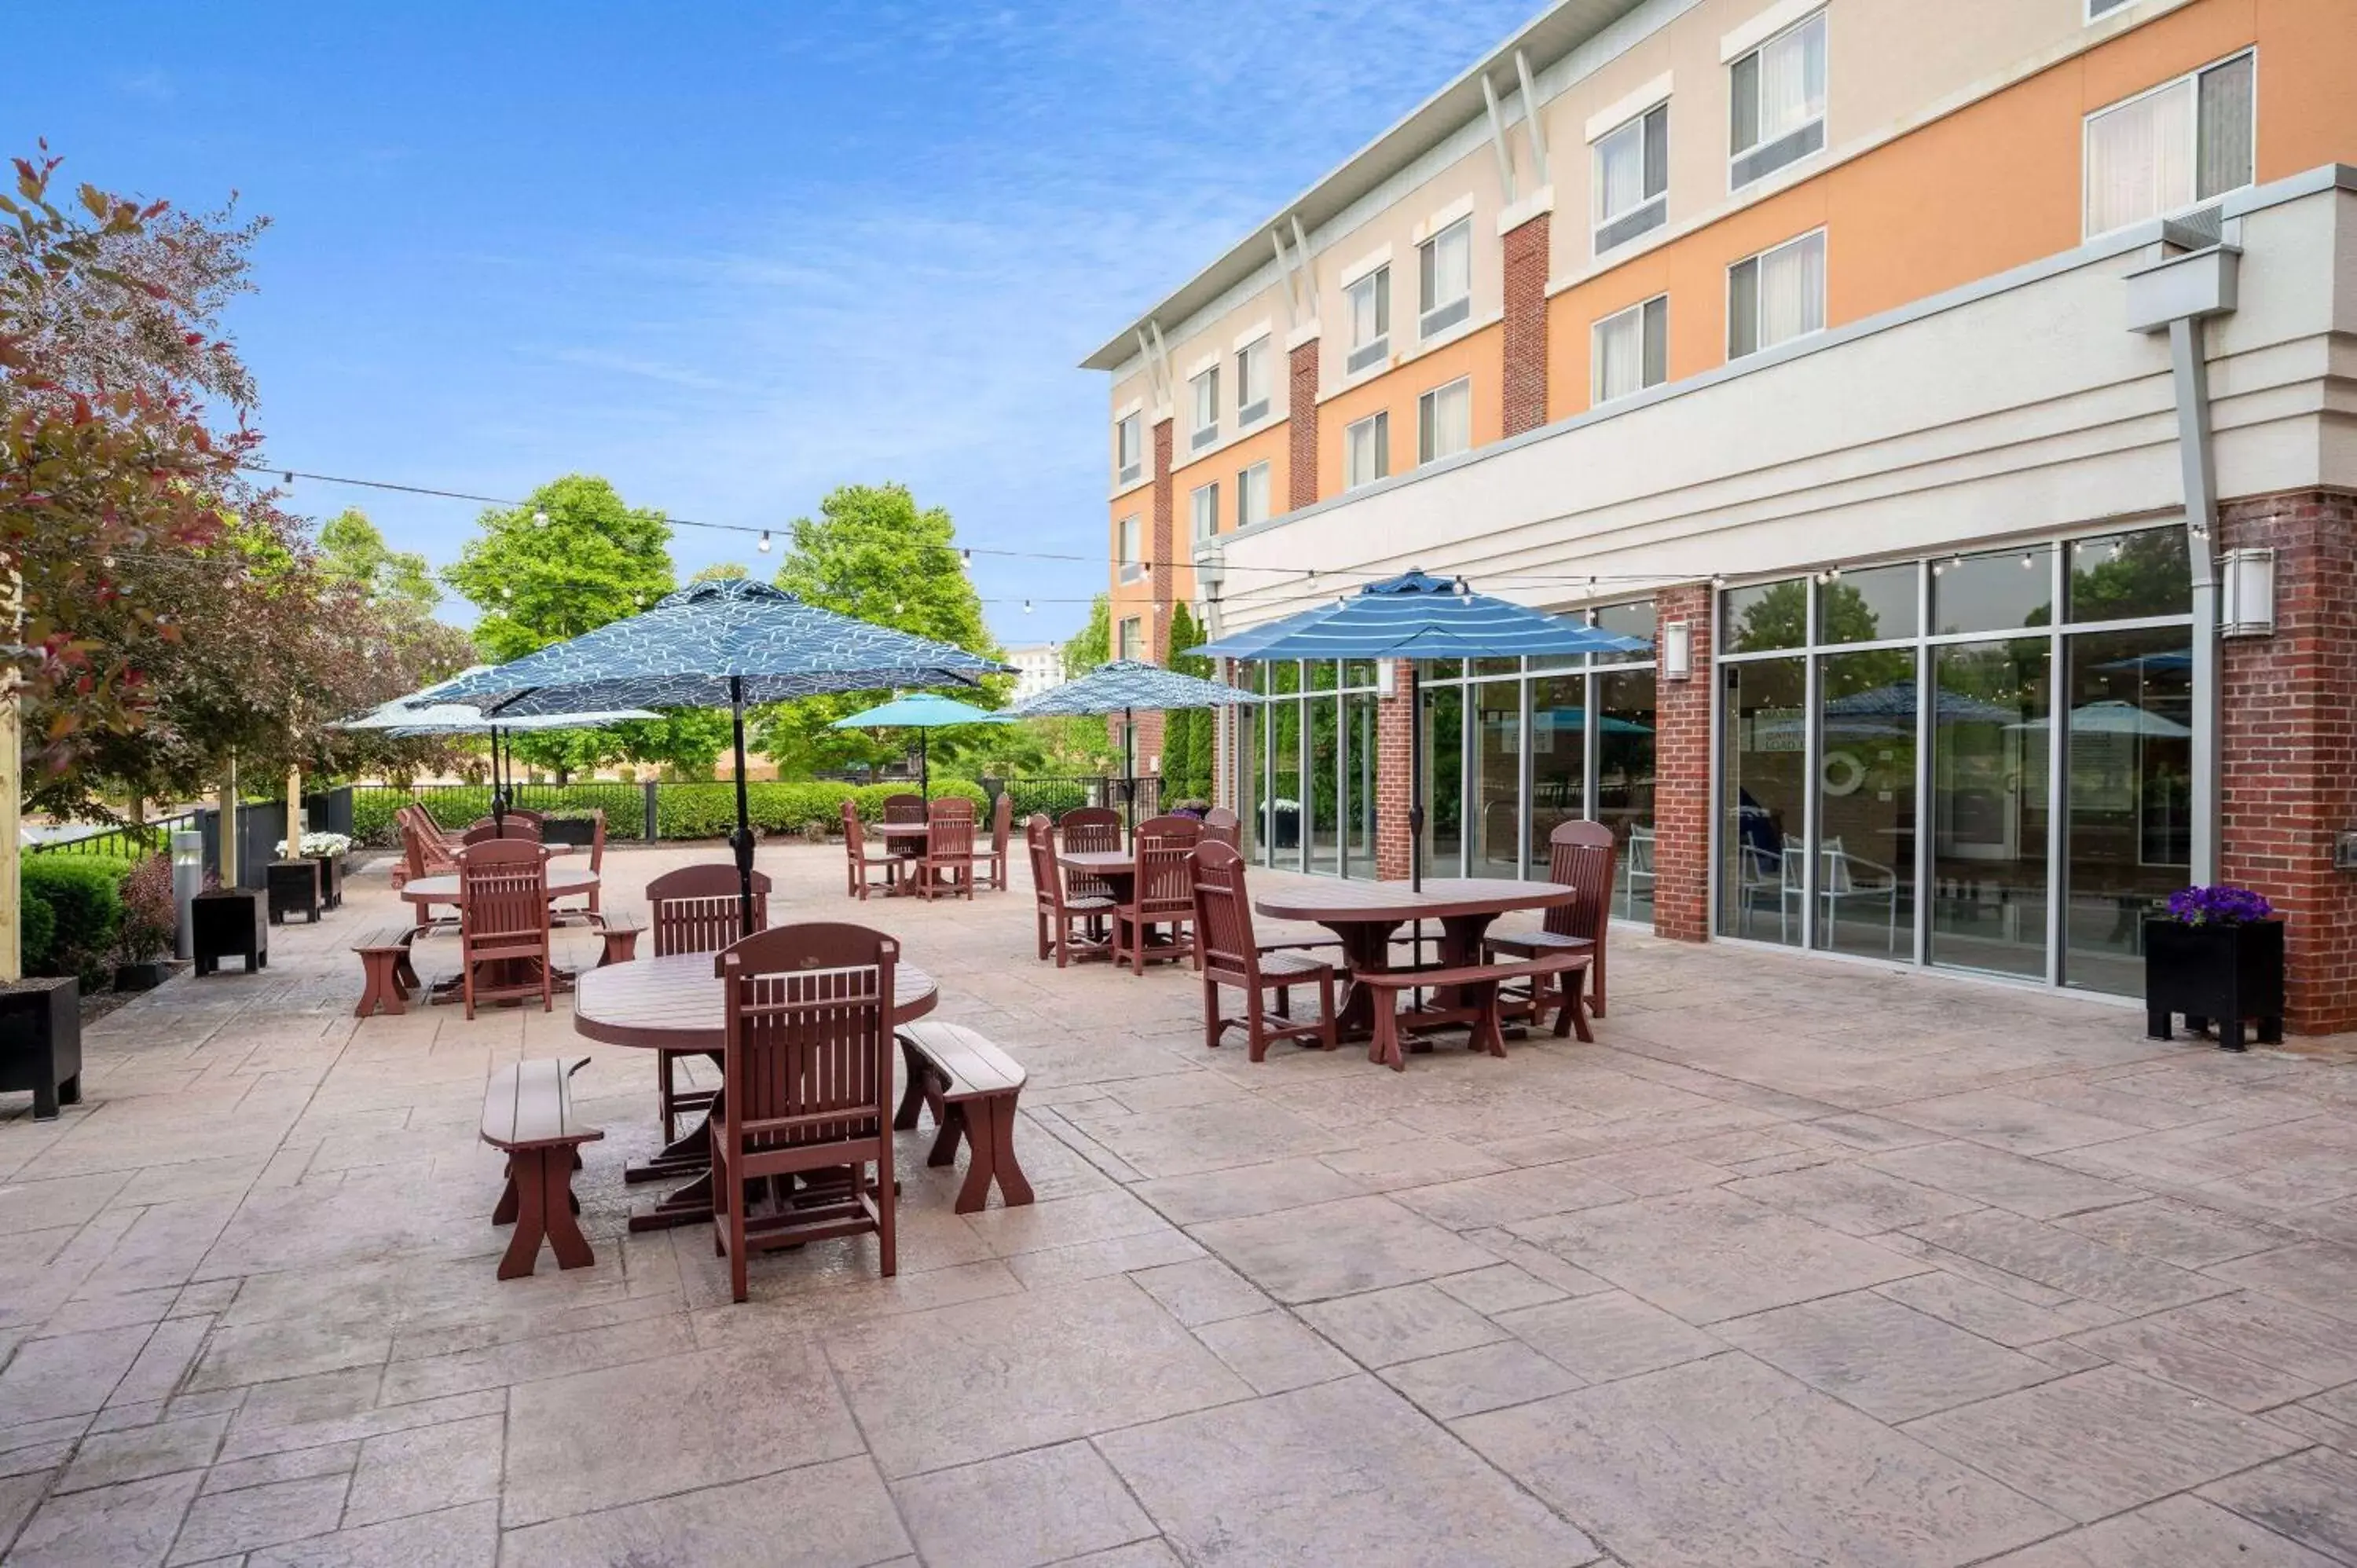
647,864,773,1141
984,792,1015,891
1486,819,1615,1028
456,838,553,1020
841,799,898,899
711,923,899,1302
916,797,978,901
1193,841,1338,1060
882,793,926,825
1028,815,1112,966
1200,806,1241,850
1114,814,1201,975
1058,805,1121,906
462,818,541,846
552,809,607,926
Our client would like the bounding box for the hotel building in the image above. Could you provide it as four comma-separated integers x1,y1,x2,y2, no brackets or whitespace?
1087,0,2357,1030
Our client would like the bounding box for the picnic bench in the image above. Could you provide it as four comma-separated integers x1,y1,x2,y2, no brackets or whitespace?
351,925,422,1017
481,1057,603,1280
1354,950,1593,1072
893,1022,1036,1214
593,914,644,966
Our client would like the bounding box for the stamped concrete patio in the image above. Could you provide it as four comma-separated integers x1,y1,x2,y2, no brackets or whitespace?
5,842,2357,1566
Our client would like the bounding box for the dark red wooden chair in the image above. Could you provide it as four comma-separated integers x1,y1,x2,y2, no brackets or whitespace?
710,923,899,1302
1027,815,1112,966
1115,814,1200,975
841,799,898,899
1486,819,1616,1028
554,809,607,926
646,863,773,1141
882,793,926,824
456,838,553,1020
1192,841,1339,1060
984,793,1015,891
916,797,978,901
461,819,541,847
1200,806,1241,850
1058,805,1121,906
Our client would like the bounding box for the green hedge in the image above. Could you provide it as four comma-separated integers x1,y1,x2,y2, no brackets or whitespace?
352,779,991,847
22,855,133,988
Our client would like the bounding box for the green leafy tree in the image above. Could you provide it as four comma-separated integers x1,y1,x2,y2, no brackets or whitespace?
1065,594,1110,675
690,561,750,583
1159,603,1208,798
319,508,439,617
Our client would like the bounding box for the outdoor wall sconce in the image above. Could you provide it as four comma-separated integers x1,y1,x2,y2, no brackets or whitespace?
1376,662,1398,698
2221,547,2276,639
1663,620,1694,681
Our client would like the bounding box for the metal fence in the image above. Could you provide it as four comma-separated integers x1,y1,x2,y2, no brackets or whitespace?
25,808,207,862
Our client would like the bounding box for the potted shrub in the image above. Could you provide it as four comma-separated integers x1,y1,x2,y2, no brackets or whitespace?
111,854,177,992
2145,885,2284,1052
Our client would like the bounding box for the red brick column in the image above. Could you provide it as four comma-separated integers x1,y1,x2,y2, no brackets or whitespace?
1651,584,1713,941
1375,661,1416,880
1501,212,1551,438
1287,338,1320,512
2218,489,2357,1034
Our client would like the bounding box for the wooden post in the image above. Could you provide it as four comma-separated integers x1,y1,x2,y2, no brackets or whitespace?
218,758,240,886
0,572,19,984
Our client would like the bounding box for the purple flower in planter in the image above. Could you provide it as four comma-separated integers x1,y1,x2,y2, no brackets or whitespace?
2165,884,2274,927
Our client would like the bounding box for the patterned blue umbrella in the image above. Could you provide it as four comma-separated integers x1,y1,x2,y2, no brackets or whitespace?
331,673,657,823
434,579,1012,925
1005,659,1259,830
1196,570,1649,888
831,692,1010,797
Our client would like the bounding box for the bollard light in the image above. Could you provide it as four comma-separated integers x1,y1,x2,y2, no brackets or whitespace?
171,830,204,961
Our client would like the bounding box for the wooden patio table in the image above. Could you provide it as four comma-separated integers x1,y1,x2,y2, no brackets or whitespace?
398,866,602,1004
1251,875,1577,1041
874,822,931,895
572,951,939,1231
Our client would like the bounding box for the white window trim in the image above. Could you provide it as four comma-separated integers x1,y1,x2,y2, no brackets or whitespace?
1727,227,1827,358
1236,461,1272,530
1585,72,1674,144
1344,412,1389,489
1416,220,1473,343
2079,50,2257,240
1720,0,1823,64
1113,397,1143,422
1189,481,1219,544
1591,293,1669,404
2084,0,2142,22
1417,376,1473,465
1410,192,1476,247
1591,102,1670,256
1231,321,1272,354
1727,9,1828,192
1338,242,1393,288
1184,351,1221,382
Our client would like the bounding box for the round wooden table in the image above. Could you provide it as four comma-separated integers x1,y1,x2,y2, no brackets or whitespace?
1252,877,1575,1039
874,822,931,895
573,952,939,1230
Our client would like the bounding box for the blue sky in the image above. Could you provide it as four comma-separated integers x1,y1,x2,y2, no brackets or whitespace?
28,1,1535,643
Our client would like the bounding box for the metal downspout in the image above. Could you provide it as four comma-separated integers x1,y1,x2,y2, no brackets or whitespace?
2170,316,2222,886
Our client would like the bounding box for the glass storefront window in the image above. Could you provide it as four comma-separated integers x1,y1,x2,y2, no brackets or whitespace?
1596,667,1657,921
1421,682,1464,876
1814,650,1916,958
2062,627,2192,995
1721,657,1809,947
1344,691,1376,876
1309,691,1340,876
1268,662,1302,867
1934,546,2055,635
1721,578,1809,653
1236,665,1260,860
1473,680,1522,875
1343,660,1378,690
2067,528,2192,622
1820,564,1918,644
1527,673,1587,879
1930,638,2051,979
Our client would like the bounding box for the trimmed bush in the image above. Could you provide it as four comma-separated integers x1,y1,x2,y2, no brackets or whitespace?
20,895,54,974
23,855,130,987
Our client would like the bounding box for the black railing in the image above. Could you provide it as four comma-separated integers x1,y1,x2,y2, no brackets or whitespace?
26,808,206,862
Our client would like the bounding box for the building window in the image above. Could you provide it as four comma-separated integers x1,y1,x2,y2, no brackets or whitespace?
1346,266,1391,375
1236,337,1271,427
1190,481,1220,545
1116,513,1144,584
1417,377,1472,464
1189,367,1219,452
1345,412,1389,489
1417,220,1472,340
1593,104,1670,255
2083,53,2255,238
1730,10,1827,189
1237,461,1271,530
1115,412,1142,487
1728,229,1824,359
1117,616,1144,663
1593,295,1670,403
2088,0,2136,16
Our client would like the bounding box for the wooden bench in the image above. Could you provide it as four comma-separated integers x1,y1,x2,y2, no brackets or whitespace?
1354,951,1593,1072
593,915,643,967
352,925,423,1017
480,1057,603,1280
893,1023,1036,1214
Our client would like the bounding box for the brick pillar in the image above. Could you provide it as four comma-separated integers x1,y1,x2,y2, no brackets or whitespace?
1501,211,1551,438
2219,489,2357,1034
1287,337,1320,512
1651,584,1713,941
1375,661,1416,880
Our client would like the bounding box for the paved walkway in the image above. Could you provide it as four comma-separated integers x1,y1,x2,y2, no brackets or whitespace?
5,843,2357,1566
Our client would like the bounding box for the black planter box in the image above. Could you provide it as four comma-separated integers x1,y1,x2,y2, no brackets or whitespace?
266,859,321,925
112,961,167,993
192,888,268,976
541,818,596,848
2145,916,2284,1052
1263,805,1301,851
0,977,82,1119
310,852,345,910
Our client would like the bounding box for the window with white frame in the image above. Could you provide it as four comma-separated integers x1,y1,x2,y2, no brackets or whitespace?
1728,229,1824,359
1417,220,1472,339
1235,337,1270,427
1593,295,1669,403
1115,412,1142,486
1116,513,1144,583
1345,412,1389,489
1346,266,1391,375
2083,53,2254,238
1730,10,1827,189
1190,481,1220,545
1237,461,1271,529
1117,616,1144,662
2088,0,2136,16
1417,378,1471,464
1594,103,1670,254
1189,366,1219,451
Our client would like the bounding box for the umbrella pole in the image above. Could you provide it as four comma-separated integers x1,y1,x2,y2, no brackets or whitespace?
491,727,506,829
920,730,929,800
729,676,756,936
1408,665,1424,894
1124,707,1136,841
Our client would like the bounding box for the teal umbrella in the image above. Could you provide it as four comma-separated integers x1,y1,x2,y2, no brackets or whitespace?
832,692,1010,797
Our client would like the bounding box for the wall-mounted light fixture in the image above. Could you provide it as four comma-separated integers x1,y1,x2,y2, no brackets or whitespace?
2221,547,2276,638
1663,620,1694,681
1376,661,1398,698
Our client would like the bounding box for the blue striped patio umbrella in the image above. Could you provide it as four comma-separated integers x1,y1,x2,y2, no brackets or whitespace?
332,674,659,822
1197,570,1648,889
434,579,1010,927
830,691,1010,798
1005,659,1262,831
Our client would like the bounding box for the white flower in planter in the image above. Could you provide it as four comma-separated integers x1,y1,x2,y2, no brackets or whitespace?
274,831,354,857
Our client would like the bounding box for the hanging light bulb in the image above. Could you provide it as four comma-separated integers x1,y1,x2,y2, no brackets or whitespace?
1932,562,1947,577
1827,565,1843,580
1710,575,1726,590
1022,599,1033,614
757,529,772,552
281,471,294,486
533,509,549,528
500,585,513,601
2021,551,2037,570
960,547,971,566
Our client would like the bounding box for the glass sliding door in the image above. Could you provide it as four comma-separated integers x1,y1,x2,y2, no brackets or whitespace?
1472,680,1522,875
1420,680,1464,877
1930,638,2051,978
1343,691,1376,877
1527,672,1586,878
1596,666,1656,921
1308,665,1340,876
2062,627,2192,994
1814,650,1916,958
1720,657,1809,945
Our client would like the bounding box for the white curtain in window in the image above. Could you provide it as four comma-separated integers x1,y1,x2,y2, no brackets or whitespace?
1421,379,1470,463
1347,414,1388,487
1191,484,1218,544
1237,463,1270,528
1758,232,1824,348
1758,15,1826,145
1595,310,1644,402
2086,79,2194,236
1349,270,1387,348
2196,55,2254,202
1191,370,1219,434
1596,119,1647,222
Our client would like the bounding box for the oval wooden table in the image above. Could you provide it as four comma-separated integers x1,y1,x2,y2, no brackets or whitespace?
573,952,939,1231
1252,876,1577,1046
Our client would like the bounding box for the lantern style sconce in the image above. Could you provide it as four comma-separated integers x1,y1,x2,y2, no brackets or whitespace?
1662,620,1694,681
2220,547,2276,639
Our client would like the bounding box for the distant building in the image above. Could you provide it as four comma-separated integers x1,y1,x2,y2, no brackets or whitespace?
1005,643,1067,703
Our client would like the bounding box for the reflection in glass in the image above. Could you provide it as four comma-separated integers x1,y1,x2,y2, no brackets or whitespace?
1819,564,1917,644
1814,650,1916,958
1597,667,1657,921
1237,667,1260,861
1308,690,1340,876
1595,598,1657,662
1930,639,2051,978
1343,691,1376,877
1268,663,1301,868
1721,579,1809,653
2068,529,2192,622
1933,546,2054,635
1527,674,1587,879
1420,681,1464,877
1720,658,1808,946
1473,680,1522,874
2063,628,2192,994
